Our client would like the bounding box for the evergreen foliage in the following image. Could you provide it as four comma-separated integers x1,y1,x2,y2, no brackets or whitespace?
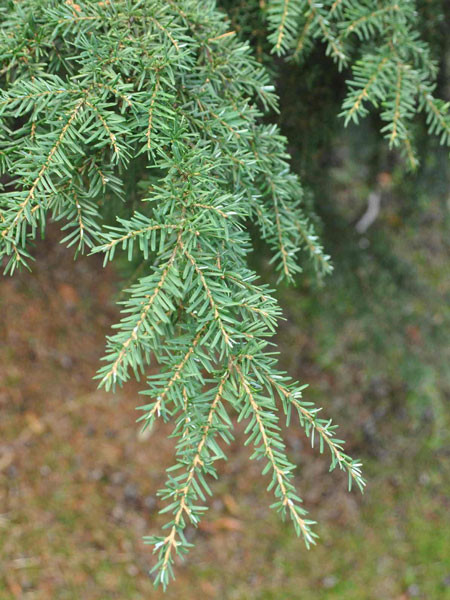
0,0,363,586
1,0,446,589
238,0,450,169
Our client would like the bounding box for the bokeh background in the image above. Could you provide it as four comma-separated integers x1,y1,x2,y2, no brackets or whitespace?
1,10,450,598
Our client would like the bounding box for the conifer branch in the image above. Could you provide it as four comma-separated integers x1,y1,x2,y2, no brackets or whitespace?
294,12,314,57
85,100,120,157
99,240,182,389
0,87,79,107
275,0,292,52
139,325,207,428
267,376,365,491
94,82,133,107
234,363,315,545
273,196,291,279
402,134,419,170
343,4,400,37
265,0,449,163
155,371,229,582
344,56,389,124
149,17,180,51
0,1,370,586
182,245,233,348
147,72,161,150
389,63,404,146
3,97,84,238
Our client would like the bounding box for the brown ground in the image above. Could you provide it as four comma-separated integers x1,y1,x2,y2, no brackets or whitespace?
1,231,448,600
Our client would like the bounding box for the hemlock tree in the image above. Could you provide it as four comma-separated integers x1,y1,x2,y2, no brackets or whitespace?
0,0,447,589
228,0,450,167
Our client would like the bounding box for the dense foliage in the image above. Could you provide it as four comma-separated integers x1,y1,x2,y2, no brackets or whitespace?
0,0,447,589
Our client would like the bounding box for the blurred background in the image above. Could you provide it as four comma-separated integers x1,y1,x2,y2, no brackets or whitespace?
1,6,450,598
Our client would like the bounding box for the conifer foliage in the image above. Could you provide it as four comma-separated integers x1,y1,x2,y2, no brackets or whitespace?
1,0,369,588
264,0,450,168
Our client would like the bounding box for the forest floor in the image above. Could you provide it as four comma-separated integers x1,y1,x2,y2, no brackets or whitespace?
1,230,449,600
